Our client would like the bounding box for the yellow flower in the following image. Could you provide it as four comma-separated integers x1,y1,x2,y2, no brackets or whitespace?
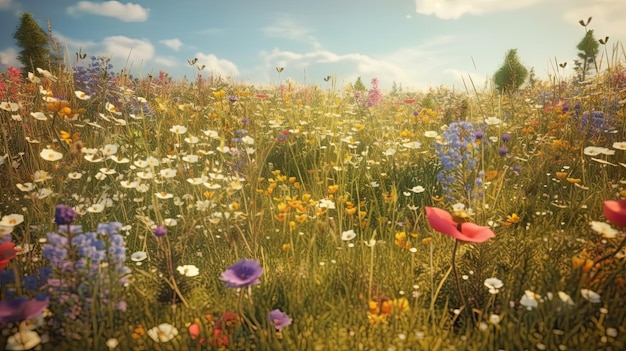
367,312,388,325
277,202,289,212
422,237,432,245
212,90,226,98
506,213,520,224
566,177,581,184
282,243,291,252
392,298,410,314
328,184,339,194
395,232,409,248
295,213,307,223
60,130,73,144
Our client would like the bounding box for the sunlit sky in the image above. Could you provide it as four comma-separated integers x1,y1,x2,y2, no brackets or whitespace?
1,0,625,91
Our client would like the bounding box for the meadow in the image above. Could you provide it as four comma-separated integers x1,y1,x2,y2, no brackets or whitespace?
0,50,625,351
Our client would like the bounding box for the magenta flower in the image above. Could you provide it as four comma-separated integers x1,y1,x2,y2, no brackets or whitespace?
220,259,263,288
0,294,49,323
153,225,167,237
269,309,292,331
604,200,626,227
425,207,495,243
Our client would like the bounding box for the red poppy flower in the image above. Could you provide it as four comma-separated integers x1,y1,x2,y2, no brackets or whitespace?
256,94,269,99
604,200,626,227
403,99,416,104
425,207,495,243
0,242,16,270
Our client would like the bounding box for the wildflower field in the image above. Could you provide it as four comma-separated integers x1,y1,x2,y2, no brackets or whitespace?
1,51,626,351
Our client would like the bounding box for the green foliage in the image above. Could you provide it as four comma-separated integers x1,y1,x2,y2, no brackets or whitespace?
493,49,528,93
1,53,626,350
13,13,51,74
574,29,600,81
353,76,366,91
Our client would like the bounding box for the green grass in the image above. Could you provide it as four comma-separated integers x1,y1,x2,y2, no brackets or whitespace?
0,54,625,351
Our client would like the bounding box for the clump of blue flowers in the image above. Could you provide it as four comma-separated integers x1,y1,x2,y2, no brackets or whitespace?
435,121,483,205
42,212,131,340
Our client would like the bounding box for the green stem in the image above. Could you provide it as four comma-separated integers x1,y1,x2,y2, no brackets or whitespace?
451,237,473,325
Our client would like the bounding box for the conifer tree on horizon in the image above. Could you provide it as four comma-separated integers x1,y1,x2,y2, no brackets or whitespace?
493,49,528,93
13,12,51,75
573,17,599,81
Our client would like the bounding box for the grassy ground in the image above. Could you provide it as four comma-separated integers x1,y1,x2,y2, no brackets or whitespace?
0,54,625,350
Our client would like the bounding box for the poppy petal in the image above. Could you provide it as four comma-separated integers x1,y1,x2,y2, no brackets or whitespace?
604,200,626,227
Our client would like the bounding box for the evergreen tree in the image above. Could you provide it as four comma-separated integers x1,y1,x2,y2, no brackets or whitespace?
493,49,528,93
354,76,366,92
574,29,599,81
13,13,50,74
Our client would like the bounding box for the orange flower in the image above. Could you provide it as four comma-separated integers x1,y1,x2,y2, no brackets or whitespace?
485,170,498,181
555,172,567,180
328,184,339,194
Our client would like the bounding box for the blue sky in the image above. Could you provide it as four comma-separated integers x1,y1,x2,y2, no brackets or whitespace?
1,0,625,91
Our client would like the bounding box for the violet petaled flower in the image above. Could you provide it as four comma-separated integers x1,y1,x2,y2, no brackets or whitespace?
474,130,484,140
153,226,167,237
501,133,511,142
220,259,263,288
269,309,292,331
498,146,508,157
54,205,76,225
0,294,49,323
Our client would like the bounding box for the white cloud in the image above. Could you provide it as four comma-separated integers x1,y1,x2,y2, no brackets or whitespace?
154,57,177,67
254,36,459,90
414,0,541,20
67,1,149,22
563,1,626,39
195,53,240,78
53,32,97,52
159,38,183,51
261,14,322,49
0,47,19,66
101,36,155,66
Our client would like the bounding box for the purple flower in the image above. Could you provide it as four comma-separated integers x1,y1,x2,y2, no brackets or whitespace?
474,130,484,140
268,309,292,331
499,146,509,157
153,226,167,237
55,205,77,225
220,259,263,288
0,294,49,323
501,133,511,142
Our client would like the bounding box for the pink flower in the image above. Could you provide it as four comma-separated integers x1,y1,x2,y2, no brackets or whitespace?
604,200,626,227
425,207,495,243
188,323,200,339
